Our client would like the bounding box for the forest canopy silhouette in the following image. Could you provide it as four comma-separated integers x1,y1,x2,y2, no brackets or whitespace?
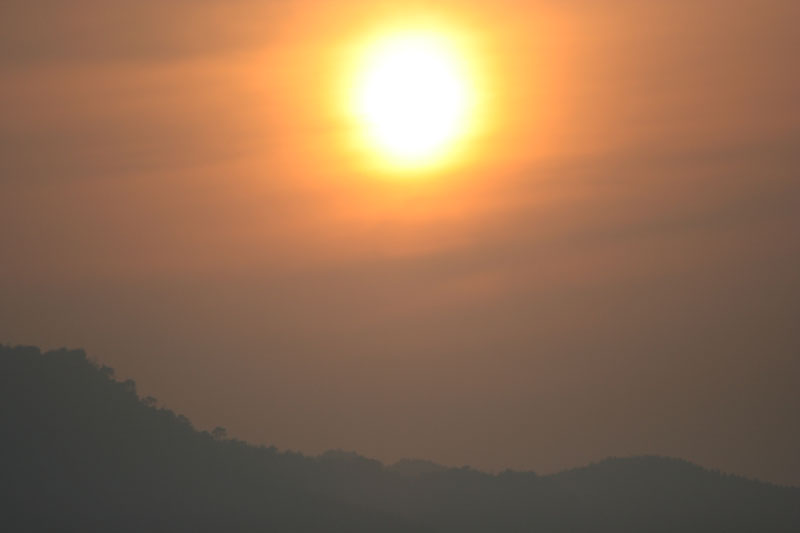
2,344,798,532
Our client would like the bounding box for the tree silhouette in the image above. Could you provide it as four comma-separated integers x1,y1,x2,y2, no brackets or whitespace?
1,344,798,533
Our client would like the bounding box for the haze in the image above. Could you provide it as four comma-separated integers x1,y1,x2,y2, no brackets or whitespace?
1,0,798,485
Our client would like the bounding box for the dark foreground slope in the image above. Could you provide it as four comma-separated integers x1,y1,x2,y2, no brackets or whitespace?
1,345,798,532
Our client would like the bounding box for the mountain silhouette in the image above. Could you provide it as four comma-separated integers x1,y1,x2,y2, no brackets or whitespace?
2,344,798,532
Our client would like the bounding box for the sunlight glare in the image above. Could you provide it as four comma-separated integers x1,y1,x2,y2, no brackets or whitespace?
352,31,475,169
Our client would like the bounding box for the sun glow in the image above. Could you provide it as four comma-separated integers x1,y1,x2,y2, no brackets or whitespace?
351,30,477,170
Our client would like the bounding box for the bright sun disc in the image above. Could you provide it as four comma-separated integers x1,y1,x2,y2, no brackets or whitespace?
353,31,474,169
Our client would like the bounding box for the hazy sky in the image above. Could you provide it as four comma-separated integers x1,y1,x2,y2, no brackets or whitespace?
2,0,799,485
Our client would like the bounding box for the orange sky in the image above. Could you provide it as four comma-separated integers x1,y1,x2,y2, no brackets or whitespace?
2,0,799,484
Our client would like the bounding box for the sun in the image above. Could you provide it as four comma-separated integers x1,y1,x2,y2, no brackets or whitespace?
351,30,476,170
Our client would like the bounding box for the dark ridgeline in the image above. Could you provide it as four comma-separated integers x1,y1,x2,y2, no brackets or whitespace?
1,345,798,532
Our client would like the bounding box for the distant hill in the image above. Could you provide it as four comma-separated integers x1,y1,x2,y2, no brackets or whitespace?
389,458,449,478
2,345,798,532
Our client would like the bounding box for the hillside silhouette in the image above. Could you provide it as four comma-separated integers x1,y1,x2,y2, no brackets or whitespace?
2,345,798,532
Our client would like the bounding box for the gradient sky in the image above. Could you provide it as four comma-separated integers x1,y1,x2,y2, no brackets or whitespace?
2,0,799,485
